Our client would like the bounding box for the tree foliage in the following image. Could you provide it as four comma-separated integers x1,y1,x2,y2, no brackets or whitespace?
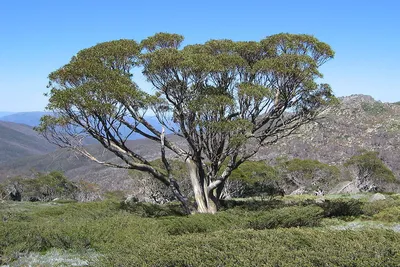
223,160,282,199
345,151,397,191
277,157,341,193
0,172,102,202
1,172,77,201
37,32,335,213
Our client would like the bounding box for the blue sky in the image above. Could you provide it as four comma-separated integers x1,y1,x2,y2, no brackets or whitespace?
0,0,399,112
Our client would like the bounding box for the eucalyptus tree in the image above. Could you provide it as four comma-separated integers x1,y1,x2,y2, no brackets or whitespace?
37,33,335,213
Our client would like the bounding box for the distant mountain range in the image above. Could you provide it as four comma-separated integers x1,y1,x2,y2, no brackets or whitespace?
0,111,174,190
0,121,56,164
0,112,15,117
0,134,183,191
0,95,400,193
0,111,170,140
0,111,50,127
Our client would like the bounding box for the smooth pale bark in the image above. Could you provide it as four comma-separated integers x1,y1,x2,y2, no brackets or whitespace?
186,158,217,214
207,190,218,214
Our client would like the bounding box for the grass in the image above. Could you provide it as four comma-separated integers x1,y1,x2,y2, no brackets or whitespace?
1,194,400,266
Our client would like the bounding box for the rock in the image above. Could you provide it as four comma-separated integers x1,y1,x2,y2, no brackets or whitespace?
314,188,324,196
290,187,306,195
393,224,400,233
124,195,139,205
315,197,325,204
369,193,386,202
328,181,359,194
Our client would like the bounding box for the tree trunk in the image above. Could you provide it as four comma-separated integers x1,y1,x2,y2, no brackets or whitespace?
169,179,191,215
186,158,218,214
216,180,226,200
207,190,219,213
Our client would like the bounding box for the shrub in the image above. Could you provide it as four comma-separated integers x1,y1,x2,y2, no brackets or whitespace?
319,199,363,218
2,200,400,266
0,201,120,264
74,180,102,202
224,161,283,199
162,211,250,236
220,198,286,211
99,228,400,267
362,199,399,216
277,158,341,193
373,206,400,222
248,205,323,230
23,171,78,201
361,101,388,114
0,172,103,202
345,151,397,192
120,201,185,217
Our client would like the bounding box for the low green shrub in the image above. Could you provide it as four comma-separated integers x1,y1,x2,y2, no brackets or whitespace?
361,101,388,114
388,194,400,201
163,212,246,235
373,206,400,222
319,199,363,218
345,151,397,186
362,199,399,216
98,229,400,267
227,161,283,198
120,201,185,217
220,199,286,211
164,217,210,235
2,198,400,266
1,172,103,202
248,206,323,230
277,158,341,192
0,201,130,264
103,190,126,201
52,199,78,204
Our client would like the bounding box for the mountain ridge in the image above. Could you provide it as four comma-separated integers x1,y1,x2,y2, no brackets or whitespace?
0,111,50,127
0,121,57,163
0,112,169,140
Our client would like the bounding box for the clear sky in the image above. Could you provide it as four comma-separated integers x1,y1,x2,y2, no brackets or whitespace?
0,0,399,112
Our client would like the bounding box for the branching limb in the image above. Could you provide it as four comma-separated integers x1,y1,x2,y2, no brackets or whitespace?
161,127,191,214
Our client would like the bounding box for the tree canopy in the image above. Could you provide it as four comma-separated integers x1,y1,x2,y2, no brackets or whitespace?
37,32,335,213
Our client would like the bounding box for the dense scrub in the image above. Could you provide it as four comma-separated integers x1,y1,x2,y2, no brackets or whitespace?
345,151,398,192
1,195,400,266
1,150,398,206
124,151,398,205
0,171,101,202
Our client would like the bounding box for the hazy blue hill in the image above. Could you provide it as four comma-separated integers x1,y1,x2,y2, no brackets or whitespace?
0,121,57,164
0,135,184,190
0,112,170,140
0,111,50,127
0,112,15,117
